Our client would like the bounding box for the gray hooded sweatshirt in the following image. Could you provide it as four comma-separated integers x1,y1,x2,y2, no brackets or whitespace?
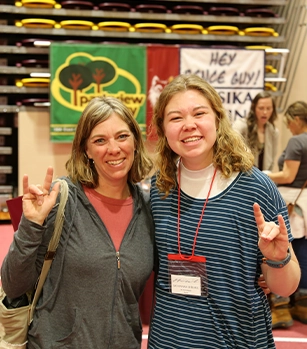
1,178,155,349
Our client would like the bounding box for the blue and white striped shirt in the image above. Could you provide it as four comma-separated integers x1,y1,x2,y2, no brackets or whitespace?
149,167,291,349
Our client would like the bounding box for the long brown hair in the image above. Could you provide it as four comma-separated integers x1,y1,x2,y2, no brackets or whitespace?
66,96,153,187
153,74,254,196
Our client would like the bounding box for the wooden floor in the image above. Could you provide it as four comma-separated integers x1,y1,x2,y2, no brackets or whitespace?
141,322,307,349
1,224,306,348
272,321,307,349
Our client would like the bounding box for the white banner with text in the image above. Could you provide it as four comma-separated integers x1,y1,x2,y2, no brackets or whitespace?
180,48,265,123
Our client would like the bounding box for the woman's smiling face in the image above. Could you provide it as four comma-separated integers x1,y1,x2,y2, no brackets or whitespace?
163,89,217,170
86,113,135,185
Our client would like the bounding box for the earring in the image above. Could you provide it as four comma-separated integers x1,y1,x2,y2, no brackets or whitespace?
86,154,94,165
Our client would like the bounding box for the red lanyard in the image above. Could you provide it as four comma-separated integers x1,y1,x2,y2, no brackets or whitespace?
177,162,217,259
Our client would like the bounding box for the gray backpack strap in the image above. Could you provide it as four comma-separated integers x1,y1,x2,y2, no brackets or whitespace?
28,179,69,324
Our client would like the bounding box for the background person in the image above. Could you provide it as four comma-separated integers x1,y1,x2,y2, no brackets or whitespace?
1,96,154,349
267,101,307,327
232,91,279,172
148,74,300,349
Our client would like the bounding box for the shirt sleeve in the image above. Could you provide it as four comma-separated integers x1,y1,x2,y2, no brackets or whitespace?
284,137,303,161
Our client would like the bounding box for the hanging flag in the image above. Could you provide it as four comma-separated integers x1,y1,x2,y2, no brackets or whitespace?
50,43,147,142
50,44,265,142
146,45,179,140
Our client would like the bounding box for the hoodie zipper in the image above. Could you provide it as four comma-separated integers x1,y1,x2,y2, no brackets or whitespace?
116,251,120,269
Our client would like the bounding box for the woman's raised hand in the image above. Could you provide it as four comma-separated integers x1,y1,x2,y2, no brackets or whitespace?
22,166,61,225
253,203,289,261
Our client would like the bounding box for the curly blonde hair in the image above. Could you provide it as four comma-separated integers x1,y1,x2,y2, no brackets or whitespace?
66,96,153,187
153,74,254,197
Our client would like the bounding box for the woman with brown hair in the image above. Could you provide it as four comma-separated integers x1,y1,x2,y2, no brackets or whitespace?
233,91,279,172
1,96,155,348
268,101,307,327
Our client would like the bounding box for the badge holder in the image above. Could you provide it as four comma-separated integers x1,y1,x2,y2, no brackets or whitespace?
168,254,208,297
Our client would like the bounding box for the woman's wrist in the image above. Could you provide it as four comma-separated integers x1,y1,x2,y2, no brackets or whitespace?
262,249,291,268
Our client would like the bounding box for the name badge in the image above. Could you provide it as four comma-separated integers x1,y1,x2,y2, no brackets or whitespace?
171,275,201,296
168,253,208,296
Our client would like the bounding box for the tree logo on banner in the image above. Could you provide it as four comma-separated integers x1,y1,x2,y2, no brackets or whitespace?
58,60,115,104
51,52,145,118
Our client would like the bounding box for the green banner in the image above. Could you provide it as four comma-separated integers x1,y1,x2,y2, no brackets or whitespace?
50,43,147,142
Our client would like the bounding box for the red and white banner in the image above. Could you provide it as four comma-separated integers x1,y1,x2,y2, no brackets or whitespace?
146,45,179,140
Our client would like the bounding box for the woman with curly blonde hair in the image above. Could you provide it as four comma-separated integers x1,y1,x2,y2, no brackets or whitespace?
153,74,255,196
148,74,300,349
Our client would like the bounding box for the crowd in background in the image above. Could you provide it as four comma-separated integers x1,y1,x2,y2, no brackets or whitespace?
233,93,307,329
